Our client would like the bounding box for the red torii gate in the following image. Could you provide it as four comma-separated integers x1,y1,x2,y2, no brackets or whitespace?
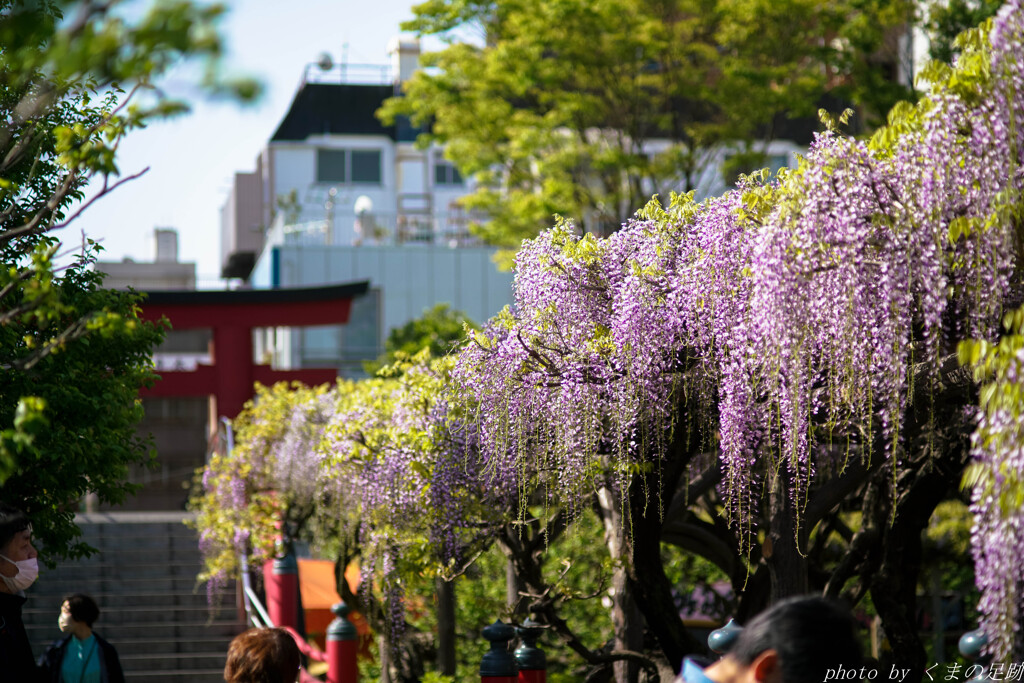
137,282,369,419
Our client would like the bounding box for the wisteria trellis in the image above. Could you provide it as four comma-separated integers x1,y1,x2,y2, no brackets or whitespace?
453,2,1024,658
194,2,1024,660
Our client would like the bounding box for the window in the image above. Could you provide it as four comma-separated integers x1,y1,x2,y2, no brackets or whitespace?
351,150,382,183
434,159,463,186
316,148,382,184
317,149,347,183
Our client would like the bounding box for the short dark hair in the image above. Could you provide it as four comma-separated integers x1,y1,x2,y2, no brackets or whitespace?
224,627,301,683
64,594,101,627
0,503,31,554
729,596,862,683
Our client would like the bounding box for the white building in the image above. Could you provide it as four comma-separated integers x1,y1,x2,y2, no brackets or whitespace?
99,228,196,290
221,38,481,279
221,38,514,376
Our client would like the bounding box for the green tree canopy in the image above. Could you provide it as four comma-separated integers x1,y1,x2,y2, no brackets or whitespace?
365,303,476,374
381,0,914,261
0,0,258,559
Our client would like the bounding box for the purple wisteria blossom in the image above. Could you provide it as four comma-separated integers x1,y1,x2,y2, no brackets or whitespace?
963,0,1024,661
453,0,1024,653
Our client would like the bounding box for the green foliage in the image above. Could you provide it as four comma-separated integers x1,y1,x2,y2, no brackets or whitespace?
364,304,476,375
959,307,1024,508
382,0,914,260
918,0,1004,64
0,241,164,561
1,0,260,561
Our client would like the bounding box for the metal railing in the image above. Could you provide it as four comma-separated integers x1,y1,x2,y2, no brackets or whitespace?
266,211,485,250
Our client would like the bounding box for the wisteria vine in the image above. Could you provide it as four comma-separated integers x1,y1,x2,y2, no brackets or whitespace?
452,1,1024,655
190,357,512,633
190,2,1024,659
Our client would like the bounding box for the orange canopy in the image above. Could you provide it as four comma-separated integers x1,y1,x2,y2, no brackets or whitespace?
297,558,360,609
297,559,370,649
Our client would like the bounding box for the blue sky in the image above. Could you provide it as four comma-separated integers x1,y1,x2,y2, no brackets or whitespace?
70,0,436,287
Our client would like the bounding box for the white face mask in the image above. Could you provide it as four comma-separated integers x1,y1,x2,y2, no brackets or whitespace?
58,612,72,632
0,554,39,592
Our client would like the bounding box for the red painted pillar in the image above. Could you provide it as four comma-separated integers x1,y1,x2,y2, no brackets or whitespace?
211,323,254,419
481,620,518,683
263,550,300,631
515,619,546,683
327,602,358,683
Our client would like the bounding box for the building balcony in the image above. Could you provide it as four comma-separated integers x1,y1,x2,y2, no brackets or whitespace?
266,209,486,249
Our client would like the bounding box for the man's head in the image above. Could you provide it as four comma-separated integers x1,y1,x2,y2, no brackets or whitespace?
704,596,862,683
0,503,37,592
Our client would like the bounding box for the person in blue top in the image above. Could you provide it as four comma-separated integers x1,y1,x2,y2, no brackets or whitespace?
39,593,125,683
676,596,863,683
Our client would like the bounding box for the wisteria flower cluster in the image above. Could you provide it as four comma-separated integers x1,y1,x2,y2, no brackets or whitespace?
320,357,512,585
191,357,512,604
961,1,1024,660
191,382,331,587
452,0,1024,643
962,306,1024,660
190,355,515,634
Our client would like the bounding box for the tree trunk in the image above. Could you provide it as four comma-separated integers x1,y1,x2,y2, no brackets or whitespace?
598,487,645,683
766,466,809,601
436,576,456,676
871,443,968,682
624,483,705,672
507,556,527,615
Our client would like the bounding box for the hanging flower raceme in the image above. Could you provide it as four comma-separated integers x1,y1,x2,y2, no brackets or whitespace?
191,382,331,587
453,0,1024,605
960,0,1024,662
321,356,513,602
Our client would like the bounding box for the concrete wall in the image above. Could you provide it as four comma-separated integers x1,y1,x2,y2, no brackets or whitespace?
220,171,265,273
251,243,513,375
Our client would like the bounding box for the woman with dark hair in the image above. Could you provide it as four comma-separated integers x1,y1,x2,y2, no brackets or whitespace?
224,627,301,683
39,593,126,683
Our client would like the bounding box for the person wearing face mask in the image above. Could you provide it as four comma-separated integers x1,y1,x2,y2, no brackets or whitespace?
0,502,42,681
38,594,125,683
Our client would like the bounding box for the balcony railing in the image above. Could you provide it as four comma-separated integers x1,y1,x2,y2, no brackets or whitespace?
267,210,486,249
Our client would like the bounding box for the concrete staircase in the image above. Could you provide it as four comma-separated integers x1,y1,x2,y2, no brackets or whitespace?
22,512,245,682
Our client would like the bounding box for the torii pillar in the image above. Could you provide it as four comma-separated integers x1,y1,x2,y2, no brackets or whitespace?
138,282,369,419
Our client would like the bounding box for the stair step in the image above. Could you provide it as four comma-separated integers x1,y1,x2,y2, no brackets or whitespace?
23,590,234,607
120,652,228,671
30,577,230,595
100,637,236,656
124,670,227,682
23,513,247,680
29,619,243,640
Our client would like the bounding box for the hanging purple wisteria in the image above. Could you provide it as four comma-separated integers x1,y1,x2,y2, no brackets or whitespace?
453,1,1024,657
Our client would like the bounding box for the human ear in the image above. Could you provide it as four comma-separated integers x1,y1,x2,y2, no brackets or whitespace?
750,650,781,683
